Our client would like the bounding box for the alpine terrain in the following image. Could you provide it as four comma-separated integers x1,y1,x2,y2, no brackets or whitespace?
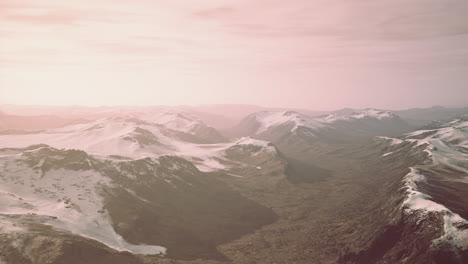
0,105,467,264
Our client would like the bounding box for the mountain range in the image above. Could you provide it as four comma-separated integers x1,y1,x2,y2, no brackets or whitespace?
0,104,467,264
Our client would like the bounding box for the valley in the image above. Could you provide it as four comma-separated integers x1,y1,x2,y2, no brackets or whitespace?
0,106,467,264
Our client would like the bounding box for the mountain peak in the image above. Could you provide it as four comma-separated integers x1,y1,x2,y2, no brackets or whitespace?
252,110,325,135
350,109,395,120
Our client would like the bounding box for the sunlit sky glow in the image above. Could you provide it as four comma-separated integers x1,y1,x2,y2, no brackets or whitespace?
1,0,468,110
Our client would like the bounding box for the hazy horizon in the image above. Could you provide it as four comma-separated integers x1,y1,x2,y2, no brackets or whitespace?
0,102,467,113
1,0,468,110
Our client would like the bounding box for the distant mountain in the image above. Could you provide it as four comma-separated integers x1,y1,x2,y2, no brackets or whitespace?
180,104,327,123
320,109,413,140
0,112,88,131
0,104,328,132
132,111,226,143
231,109,412,152
394,106,468,127
0,112,227,159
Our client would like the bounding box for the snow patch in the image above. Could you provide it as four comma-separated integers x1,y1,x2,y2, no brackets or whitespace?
234,137,272,148
350,109,394,120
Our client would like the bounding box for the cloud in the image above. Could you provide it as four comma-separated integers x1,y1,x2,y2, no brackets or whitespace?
0,0,132,26
0,1,81,25
1,0,468,109
193,7,235,19
91,42,164,55
4,11,83,25
190,0,468,42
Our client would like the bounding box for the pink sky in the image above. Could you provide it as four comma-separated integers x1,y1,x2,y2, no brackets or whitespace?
1,0,468,110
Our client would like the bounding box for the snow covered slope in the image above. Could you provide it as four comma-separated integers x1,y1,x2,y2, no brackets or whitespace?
0,146,166,255
0,143,278,261
0,119,278,176
0,115,227,165
0,113,283,261
379,118,468,252
132,111,225,143
0,117,175,158
252,111,326,134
